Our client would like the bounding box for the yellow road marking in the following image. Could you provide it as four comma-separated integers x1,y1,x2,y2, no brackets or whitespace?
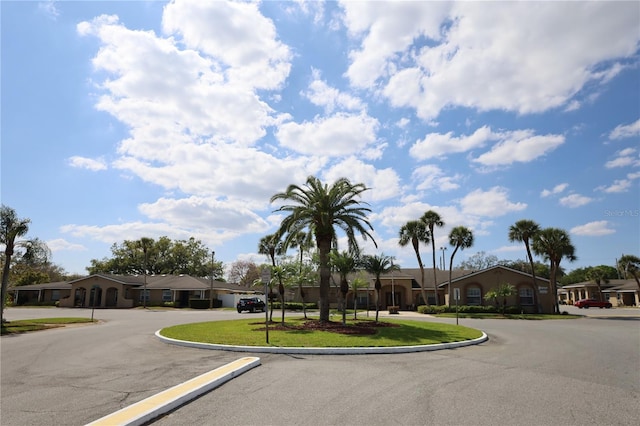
86,356,260,426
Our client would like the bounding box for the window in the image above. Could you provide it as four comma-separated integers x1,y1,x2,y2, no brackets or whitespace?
52,290,60,301
356,295,369,307
139,289,150,302
162,289,172,302
519,287,534,305
467,287,481,305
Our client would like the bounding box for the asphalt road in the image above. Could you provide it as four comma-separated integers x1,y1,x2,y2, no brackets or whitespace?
1,307,639,426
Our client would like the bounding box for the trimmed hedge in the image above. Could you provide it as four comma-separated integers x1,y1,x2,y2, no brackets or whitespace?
417,304,527,314
268,301,318,310
189,299,222,309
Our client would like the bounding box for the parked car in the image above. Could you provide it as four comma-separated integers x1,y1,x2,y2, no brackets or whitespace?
236,297,266,313
574,298,612,309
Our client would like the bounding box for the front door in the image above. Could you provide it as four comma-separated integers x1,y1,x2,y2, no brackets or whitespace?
385,291,402,308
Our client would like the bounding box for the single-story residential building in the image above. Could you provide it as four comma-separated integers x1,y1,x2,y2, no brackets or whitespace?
558,279,639,307
293,265,553,313
437,265,554,313
10,274,260,309
10,265,558,313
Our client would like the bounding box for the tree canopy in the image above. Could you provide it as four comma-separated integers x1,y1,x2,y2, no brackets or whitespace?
87,236,223,278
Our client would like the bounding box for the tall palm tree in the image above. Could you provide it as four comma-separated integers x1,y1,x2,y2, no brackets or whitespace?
617,254,640,293
271,176,376,322
398,220,430,306
362,254,400,322
258,233,285,321
421,211,444,305
532,227,576,314
586,266,608,301
447,226,474,306
508,220,541,311
330,250,357,325
1,206,31,324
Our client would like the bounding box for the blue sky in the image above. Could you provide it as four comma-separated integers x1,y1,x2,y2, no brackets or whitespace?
2,1,639,277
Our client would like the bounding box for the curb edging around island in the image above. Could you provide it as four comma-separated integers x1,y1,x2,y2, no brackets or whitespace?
155,330,488,355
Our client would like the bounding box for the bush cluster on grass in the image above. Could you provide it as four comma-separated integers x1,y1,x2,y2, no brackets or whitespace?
269,301,318,310
188,299,222,309
417,305,525,314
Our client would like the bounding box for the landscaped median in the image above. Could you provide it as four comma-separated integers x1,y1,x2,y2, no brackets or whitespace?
156,318,487,354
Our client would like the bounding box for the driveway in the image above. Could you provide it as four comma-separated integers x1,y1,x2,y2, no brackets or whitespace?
2,307,639,426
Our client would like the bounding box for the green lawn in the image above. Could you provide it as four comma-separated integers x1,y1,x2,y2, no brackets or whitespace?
1,317,95,335
159,318,483,347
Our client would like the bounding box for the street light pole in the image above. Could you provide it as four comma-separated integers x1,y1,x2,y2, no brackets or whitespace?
440,247,447,270
209,251,215,309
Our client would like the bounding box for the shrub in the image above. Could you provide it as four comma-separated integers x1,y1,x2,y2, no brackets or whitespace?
269,301,317,310
188,299,222,309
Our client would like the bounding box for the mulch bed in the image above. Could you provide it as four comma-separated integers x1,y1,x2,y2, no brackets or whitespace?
250,319,400,335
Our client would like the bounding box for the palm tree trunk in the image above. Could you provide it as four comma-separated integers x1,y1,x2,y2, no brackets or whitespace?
318,239,332,322
551,262,560,314
431,239,439,306
1,250,13,324
525,241,541,313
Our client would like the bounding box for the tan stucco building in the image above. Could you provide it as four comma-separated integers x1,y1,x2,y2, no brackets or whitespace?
11,274,258,308
558,279,639,307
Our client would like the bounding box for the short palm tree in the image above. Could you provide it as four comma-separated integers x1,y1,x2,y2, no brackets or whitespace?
585,266,608,301
398,220,430,306
350,271,369,320
258,233,285,321
508,220,541,311
484,283,516,315
532,227,576,314
1,205,31,324
447,226,474,306
330,250,357,325
287,231,313,313
271,176,376,322
421,210,444,305
362,254,400,322
617,254,640,293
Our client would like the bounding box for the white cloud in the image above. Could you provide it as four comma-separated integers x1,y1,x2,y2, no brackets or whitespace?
571,221,615,236
410,126,493,160
138,196,270,234
410,126,564,166
38,1,59,20
412,165,461,192
303,69,365,113
68,156,108,171
473,131,564,166
276,113,379,157
541,183,569,198
322,157,401,202
596,171,640,193
605,148,639,168
559,193,594,208
460,187,526,218
47,239,86,252
342,1,639,120
162,0,291,90
609,118,640,140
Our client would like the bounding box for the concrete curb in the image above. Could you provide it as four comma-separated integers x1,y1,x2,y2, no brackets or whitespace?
85,356,261,426
155,330,488,355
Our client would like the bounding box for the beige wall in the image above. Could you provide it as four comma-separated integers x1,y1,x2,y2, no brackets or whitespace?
59,276,133,308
